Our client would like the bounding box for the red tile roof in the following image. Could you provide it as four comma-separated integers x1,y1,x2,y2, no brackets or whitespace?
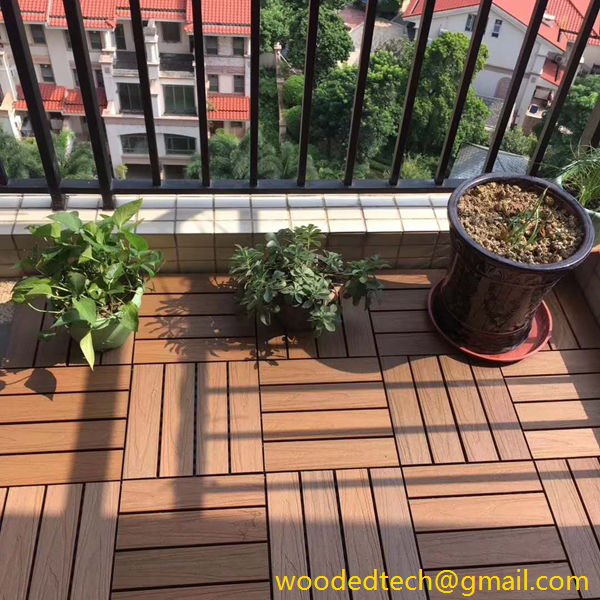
116,0,187,21
207,94,249,121
403,0,600,51
0,0,48,23
49,0,117,29
15,83,107,115
184,0,251,34
541,57,565,85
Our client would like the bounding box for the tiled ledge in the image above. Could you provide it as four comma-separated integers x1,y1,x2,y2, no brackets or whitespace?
0,192,451,275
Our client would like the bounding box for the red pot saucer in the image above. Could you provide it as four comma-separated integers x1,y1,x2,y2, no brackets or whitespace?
427,280,553,364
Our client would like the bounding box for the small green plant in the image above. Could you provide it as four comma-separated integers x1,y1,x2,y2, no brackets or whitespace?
557,146,600,211
229,225,386,336
506,188,550,248
11,200,163,368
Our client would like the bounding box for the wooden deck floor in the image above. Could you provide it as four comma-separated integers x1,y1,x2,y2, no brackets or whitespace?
1,271,600,599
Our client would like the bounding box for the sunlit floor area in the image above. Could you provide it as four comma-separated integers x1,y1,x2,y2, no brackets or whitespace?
1,271,600,599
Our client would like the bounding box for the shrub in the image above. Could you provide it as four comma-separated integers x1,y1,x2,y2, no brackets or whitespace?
282,75,305,108
284,105,302,141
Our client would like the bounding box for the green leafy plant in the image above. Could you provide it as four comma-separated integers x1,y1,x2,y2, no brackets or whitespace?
11,200,163,369
506,188,550,248
229,225,386,336
556,146,600,211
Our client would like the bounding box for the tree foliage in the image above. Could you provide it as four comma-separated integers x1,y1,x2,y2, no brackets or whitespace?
282,75,305,108
499,126,537,157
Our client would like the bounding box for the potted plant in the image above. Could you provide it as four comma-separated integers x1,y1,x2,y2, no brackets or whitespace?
230,225,386,335
555,146,600,243
431,174,594,356
11,200,163,368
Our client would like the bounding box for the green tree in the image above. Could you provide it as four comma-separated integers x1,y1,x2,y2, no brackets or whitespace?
260,0,292,52
499,126,537,156
284,105,302,141
282,75,305,108
287,5,353,79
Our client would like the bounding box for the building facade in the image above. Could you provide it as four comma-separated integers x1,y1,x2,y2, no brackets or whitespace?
0,0,251,179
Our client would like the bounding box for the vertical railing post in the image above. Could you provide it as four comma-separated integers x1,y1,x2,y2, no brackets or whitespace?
1,0,64,208
129,0,162,186
343,0,378,186
529,0,600,175
434,0,493,184
63,0,114,209
297,0,320,186
388,0,436,186
249,0,260,186
191,0,210,187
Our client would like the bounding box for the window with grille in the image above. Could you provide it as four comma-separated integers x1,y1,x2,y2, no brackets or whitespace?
163,85,196,115
118,83,143,112
162,22,180,43
115,23,127,50
234,75,245,94
492,19,503,38
465,14,476,32
121,134,149,154
233,37,245,56
89,31,102,50
207,74,219,93
205,37,218,55
165,134,196,155
40,64,54,83
30,25,46,45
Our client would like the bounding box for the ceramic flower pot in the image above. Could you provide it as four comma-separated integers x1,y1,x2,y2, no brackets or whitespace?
431,174,595,354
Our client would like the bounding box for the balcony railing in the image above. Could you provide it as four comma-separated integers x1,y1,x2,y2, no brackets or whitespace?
0,0,599,210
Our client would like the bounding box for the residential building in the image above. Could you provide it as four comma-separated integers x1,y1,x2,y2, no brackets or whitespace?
403,0,600,132
0,0,251,179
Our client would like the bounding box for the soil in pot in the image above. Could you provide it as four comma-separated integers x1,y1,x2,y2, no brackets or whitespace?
458,182,584,264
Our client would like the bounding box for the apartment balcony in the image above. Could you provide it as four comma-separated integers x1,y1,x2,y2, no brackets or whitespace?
159,52,194,74
114,50,138,71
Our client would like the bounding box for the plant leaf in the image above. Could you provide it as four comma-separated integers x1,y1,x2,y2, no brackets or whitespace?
73,297,97,325
120,302,139,332
79,330,95,369
68,272,86,295
49,211,83,232
78,245,94,264
113,199,142,229
122,229,149,251
11,277,53,304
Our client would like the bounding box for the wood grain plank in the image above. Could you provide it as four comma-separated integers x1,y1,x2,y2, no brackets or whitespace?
377,333,454,356
381,356,431,465
196,362,228,475
371,467,426,600
371,310,434,334
101,335,134,365
0,450,122,486
472,365,530,460
140,293,237,316
342,296,376,356
545,290,578,350
506,374,600,402
316,327,347,358
410,356,464,464
569,457,600,541
261,382,387,412
502,349,600,377
259,357,381,386
124,365,163,479
111,582,272,600
439,356,498,461
403,462,542,498
70,482,119,600
538,459,600,597
0,365,130,395
411,493,553,532
418,526,565,569
262,409,392,441
256,321,287,360
0,420,125,454
229,361,263,473
3,304,43,369
267,472,310,600
0,391,129,423
428,563,577,599
35,313,70,367
372,289,429,310
376,270,444,289
264,438,399,472
120,474,265,513
137,315,254,339
301,470,349,600
116,507,267,550
517,400,600,429
0,485,45,600
134,338,255,363
160,363,195,477
526,428,600,458
148,274,233,294
113,543,269,590
556,277,600,348
336,469,387,600
287,332,318,359
28,484,82,600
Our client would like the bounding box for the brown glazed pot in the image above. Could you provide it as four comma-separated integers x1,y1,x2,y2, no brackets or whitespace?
431,174,595,354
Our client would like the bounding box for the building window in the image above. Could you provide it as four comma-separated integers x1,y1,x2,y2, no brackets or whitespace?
165,134,196,155
95,69,104,88
162,22,180,43
205,37,218,55
118,82,143,112
88,31,102,50
465,13,476,32
163,85,196,115
72,68,79,87
492,19,503,37
115,23,126,50
207,74,219,93
64,30,72,49
30,24,46,45
233,37,245,56
121,134,149,154
234,75,245,94
40,64,55,83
